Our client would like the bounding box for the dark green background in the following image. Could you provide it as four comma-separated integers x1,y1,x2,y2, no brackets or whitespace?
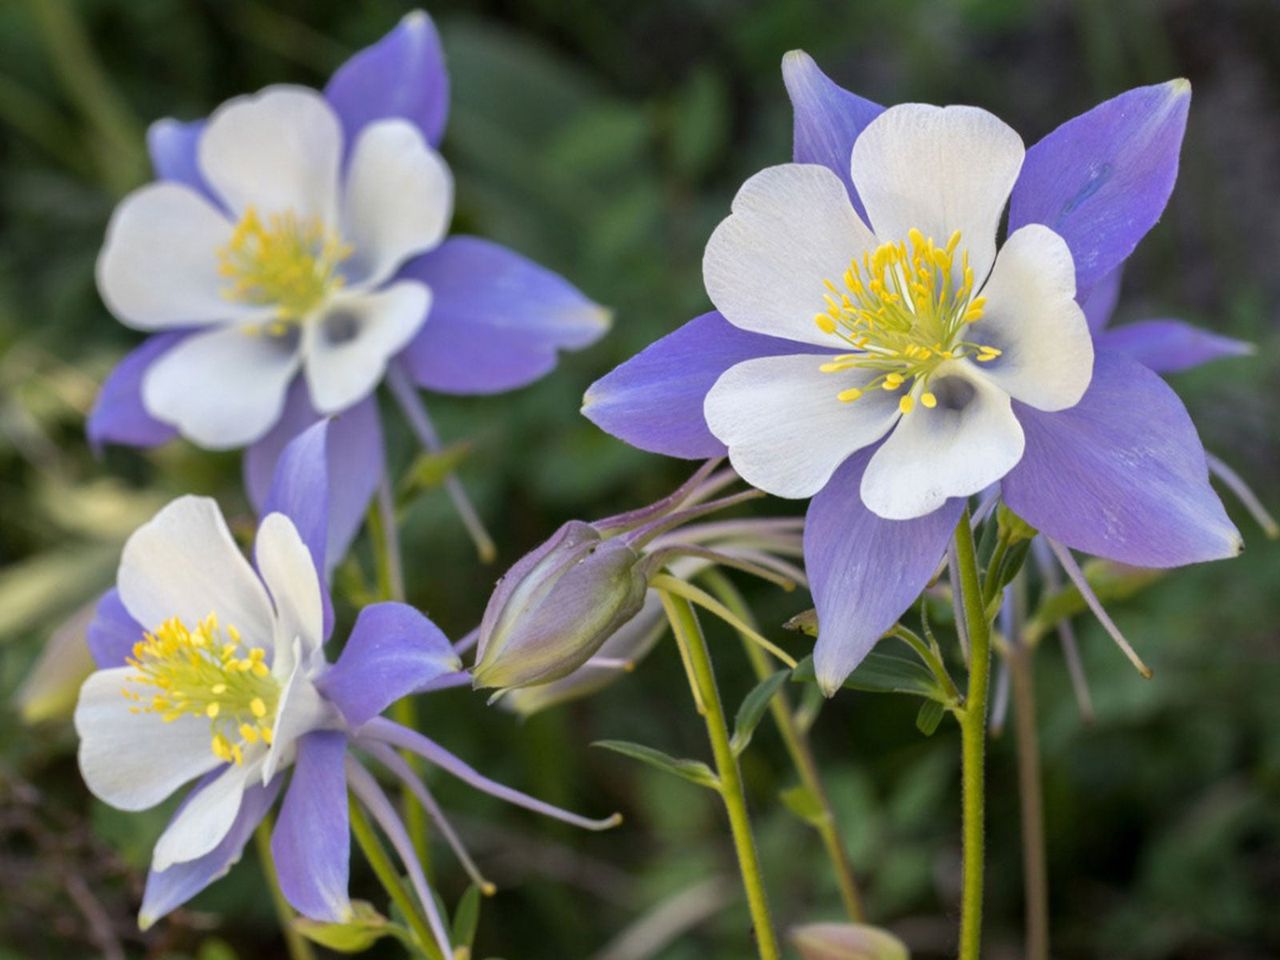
1,1,1277,958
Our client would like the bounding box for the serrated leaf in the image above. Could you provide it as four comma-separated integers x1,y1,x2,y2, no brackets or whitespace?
779,784,826,828
793,653,947,702
915,700,946,736
592,739,719,790
452,884,483,949
730,669,789,757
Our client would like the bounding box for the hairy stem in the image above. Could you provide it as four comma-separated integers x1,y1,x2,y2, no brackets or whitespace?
253,816,317,960
660,591,781,960
703,570,865,923
953,509,993,960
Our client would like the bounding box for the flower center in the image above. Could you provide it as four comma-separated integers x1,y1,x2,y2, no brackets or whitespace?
218,205,351,324
122,614,280,766
813,229,1002,414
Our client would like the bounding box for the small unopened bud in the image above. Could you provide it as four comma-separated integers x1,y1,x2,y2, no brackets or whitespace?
790,923,910,960
996,503,1037,544
472,521,649,691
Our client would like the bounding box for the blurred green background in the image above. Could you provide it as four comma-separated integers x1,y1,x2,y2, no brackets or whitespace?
1,0,1278,958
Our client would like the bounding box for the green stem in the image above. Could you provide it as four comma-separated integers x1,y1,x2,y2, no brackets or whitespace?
1009,644,1050,960
348,799,438,956
370,483,432,878
253,817,317,960
952,509,993,960
703,570,866,924
660,591,781,960
890,624,962,704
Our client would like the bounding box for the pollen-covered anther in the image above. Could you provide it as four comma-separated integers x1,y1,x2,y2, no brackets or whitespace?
217,205,351,321
124,613,281,766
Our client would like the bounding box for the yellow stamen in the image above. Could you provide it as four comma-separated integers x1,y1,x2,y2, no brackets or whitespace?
899,394,915,414
921,392,938,409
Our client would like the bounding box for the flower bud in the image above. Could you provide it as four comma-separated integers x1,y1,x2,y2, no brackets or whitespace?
790,923,910,960
472,521,649,691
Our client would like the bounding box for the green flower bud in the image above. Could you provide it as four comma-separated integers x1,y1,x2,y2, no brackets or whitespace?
472,521,649,691
790,923,910,960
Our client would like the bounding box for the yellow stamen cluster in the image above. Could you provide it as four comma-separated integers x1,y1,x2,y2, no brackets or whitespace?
813,229,1003,411
122,614,280,766
217,205,351,326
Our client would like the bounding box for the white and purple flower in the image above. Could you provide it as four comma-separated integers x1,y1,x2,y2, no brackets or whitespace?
89,10,609,560
76,421,617,953
584,52,1243,692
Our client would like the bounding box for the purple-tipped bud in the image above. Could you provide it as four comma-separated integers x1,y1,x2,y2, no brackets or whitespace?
790,923,910,960
472,521,649,691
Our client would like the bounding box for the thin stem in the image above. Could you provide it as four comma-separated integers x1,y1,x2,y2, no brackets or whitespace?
952,508,993,960
659,591,781,960
387,363,497,563
348,796,444,958
890,625,961,705
650,573,796,667
1009,644,1050,960
703,570,865,924
253,817,317,960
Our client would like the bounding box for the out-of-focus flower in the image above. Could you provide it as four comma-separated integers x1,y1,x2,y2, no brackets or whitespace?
74,422,617,955
474,461,806,705
15,602,96,724
790,922,910,960
89,10,608,561
584,51,1241,693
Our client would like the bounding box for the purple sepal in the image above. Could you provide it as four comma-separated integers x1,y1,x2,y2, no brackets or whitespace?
146,118,216,202
271,731,351,922
805,449,963,694
1082,266,1122,333
1003,350,1242,568
782,50,883,220
86,589,143,669
244,381,383,574
1009,80,1191,297
582,312,820,459
1096,319,1254,373
87,333,186,453
324,10,449,151
316,603,460,729
138,773,283,929
397,237,609,395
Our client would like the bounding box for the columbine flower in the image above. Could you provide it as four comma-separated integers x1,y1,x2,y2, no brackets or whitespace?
74,422,617,953
584,52,1242,692
88,10,608,559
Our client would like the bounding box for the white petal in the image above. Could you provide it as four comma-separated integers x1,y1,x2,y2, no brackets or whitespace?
255,513,324,677
303,282,430,414
75,667,220,811
703,164,878,346
704,353,900,499
96,183,249,330
151,759,259,871
118,496,275,645
860,364,1025,520
142,324,301,449
199,86,342,224
262,641,335,785
342,119,453,287
970,225,1094,411
851,103,1024,285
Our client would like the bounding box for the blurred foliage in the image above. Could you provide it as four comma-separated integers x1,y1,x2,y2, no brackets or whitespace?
1,0,1278,958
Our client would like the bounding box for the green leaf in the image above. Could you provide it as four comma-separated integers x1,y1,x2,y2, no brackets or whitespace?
915,700,946,736
779,784,826,828
592,739,719,790
398,443,472,501
294,901,402,953
1026,560,1164,643
783,608,819,637
793,653,947,702
452,884,483,949
730,669,789,756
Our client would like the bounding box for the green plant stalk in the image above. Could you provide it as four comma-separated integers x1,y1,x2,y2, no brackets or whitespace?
952,509,993,960
253,816,317,960
1009,643,1050,960
349,799,440,957
701,569,865,923
660,591,781,960
369,489,432,878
